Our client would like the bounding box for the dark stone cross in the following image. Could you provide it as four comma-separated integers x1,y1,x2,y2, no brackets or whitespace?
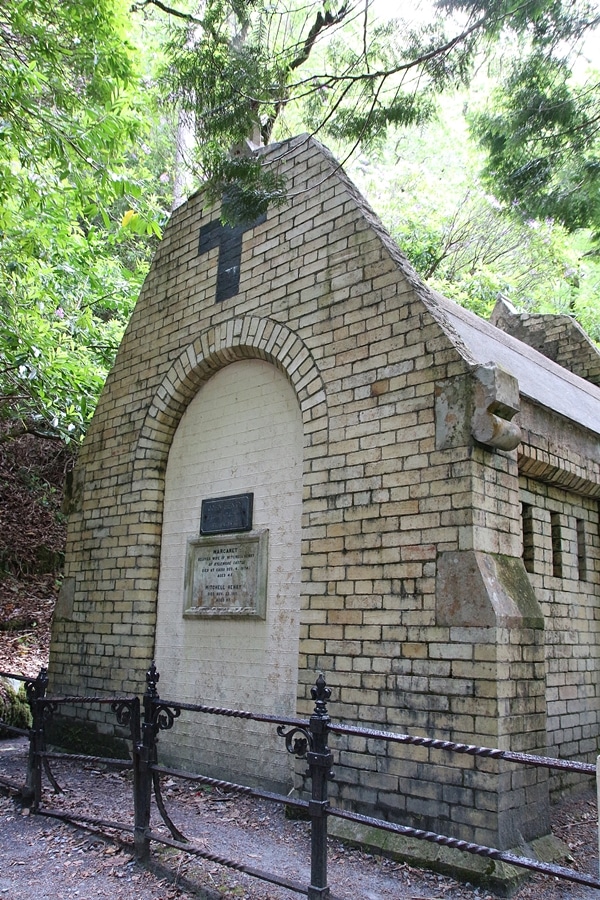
198,212,267,303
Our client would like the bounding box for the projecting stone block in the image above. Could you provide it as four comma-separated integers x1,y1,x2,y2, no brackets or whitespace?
435,364,521,452
436,551,543,629
471,363,521,451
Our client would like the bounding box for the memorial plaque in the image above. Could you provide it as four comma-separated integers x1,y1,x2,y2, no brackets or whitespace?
184,531,267,618
200,493,253,535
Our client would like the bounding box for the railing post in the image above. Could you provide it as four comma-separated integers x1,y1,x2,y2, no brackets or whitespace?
597,754,600,880
307,673,333,900
133,662,159,861
24,667,48,808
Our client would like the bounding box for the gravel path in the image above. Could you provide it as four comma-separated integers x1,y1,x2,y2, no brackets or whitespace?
1,737,599,900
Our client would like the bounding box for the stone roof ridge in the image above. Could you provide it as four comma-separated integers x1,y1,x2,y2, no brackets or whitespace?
431,287,600,434
443,290,600,390
490,295,600,388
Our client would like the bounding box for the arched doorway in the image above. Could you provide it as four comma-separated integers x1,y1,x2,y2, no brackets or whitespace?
154,358,303,789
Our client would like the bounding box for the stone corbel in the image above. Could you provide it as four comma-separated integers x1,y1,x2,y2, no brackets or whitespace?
471,363,521,451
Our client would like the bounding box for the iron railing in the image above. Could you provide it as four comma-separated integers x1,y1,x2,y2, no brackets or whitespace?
1,664,599,899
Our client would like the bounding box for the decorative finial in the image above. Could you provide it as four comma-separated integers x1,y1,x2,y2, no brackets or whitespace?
311,673,331,718
146,661,160,698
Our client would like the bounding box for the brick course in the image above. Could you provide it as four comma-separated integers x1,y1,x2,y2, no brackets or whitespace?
50,135,600,853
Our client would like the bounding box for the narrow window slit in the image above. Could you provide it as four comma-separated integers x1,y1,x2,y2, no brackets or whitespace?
551,513,563,579
521,503,535,574
576,519,588,581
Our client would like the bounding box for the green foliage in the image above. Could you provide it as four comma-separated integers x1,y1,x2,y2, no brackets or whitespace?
150,0,486,220
300,16,471,149
0,0,136,202
445,0,600,237
1,0,599,449
440,0,598,45
471,52,600,234
149,0,600,227
349,90,600,343
0,679,32,737
156,0,294,219
215,160,286,223
0,0,172,441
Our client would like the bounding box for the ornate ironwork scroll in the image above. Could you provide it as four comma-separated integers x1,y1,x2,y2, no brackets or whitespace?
152,702,181,734
111,700,134,728
277,724,311,759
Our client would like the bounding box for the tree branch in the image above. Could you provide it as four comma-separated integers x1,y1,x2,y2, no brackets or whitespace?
130,0,204,25
289,3,349,71
286,1,540,94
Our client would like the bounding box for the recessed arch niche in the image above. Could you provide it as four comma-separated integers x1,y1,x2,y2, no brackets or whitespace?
154,357,304,789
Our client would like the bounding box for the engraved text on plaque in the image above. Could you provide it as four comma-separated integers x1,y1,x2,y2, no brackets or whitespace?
184,531,267,618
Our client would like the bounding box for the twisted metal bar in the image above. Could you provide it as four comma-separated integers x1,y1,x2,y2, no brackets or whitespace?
37,806,135,834
39,695,137,706
329,806,600,889
330,723,597,775
150,695,594,776
152,697,307,728
147,830,308,896
151,763,310,812
39,751,133,769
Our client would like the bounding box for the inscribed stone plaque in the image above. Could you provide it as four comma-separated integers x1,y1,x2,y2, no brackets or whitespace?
184,531,267,618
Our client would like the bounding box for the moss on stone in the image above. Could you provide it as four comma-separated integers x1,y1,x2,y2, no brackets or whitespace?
0,679,32,737
494,554,544,628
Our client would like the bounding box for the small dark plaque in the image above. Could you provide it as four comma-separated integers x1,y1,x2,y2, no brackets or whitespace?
201,493,253,535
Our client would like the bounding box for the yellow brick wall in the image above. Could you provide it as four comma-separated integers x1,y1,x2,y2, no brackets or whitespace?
49,135,600,850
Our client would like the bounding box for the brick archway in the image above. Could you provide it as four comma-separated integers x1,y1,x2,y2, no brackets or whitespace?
131,315,326,495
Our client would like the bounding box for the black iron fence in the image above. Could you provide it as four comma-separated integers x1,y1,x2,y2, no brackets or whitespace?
1,664,599,899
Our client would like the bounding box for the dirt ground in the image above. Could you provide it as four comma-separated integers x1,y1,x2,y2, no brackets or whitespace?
1,736,600,900
2,415,599,900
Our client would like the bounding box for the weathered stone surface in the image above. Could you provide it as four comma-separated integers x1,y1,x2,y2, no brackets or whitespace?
49,134,600,856
471,364,521,451
329,817,569,898
435,364,521,452
436,551,542,628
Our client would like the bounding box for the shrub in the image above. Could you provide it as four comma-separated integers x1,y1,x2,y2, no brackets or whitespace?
0,679,32,737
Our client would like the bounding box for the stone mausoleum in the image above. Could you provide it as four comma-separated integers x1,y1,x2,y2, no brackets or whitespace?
49,136,600,861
